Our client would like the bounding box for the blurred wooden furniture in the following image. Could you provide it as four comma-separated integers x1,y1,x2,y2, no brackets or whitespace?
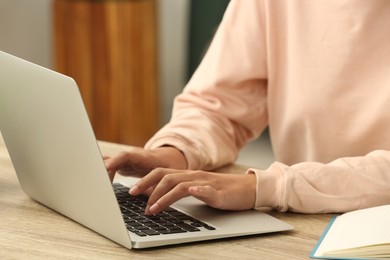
53,0,159,146
0,134,333,259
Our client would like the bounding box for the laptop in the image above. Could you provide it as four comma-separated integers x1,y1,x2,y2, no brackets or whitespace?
0,51,293,249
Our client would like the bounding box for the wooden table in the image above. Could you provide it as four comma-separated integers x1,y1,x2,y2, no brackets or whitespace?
0,135,332,259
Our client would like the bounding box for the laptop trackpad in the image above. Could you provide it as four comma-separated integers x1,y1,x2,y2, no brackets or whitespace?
173,196,293,234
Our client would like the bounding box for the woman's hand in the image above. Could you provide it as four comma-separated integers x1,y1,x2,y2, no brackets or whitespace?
129,168,257,215
104,146,187,182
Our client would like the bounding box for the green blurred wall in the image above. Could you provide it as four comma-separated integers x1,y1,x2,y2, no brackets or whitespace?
187,0,229,80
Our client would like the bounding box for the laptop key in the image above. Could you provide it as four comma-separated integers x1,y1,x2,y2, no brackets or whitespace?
175,223,200,232
142,229,161,236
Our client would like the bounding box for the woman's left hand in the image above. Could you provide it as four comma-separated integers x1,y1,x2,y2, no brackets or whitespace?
129,168,257,215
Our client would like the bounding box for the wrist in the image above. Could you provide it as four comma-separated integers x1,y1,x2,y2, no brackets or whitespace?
153,146,188,170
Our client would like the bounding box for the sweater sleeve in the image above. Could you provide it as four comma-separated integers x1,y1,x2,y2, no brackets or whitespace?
249,149,390,213
145,0,269,170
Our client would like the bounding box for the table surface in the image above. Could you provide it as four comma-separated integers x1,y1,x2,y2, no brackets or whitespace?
0,135,332,259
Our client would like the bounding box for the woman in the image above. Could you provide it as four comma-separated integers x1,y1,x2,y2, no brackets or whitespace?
105,0,390,215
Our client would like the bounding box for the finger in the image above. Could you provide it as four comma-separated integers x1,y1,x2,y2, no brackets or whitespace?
105,151,151,178
103,156,115,182
137,169,201,206
146,182,194,215
129,168,180,196
104,152,130,173
108,170,116,183
103,155,121,183
129,185,155,197
133,169,196,214
189,186,223,209
146,175,209,215
144,186,155,197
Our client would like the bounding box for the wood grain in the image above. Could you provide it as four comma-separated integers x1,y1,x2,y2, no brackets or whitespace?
53,0,159,147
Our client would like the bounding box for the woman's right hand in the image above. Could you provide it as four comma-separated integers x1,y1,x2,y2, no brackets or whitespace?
103,146,187,182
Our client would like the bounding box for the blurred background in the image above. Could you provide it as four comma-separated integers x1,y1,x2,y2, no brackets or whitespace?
0,0,273,168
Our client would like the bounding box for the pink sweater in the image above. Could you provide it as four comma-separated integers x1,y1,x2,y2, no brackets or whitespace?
146,0,390,213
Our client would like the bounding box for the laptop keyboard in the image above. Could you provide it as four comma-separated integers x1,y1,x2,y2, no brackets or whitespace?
113,183,215,237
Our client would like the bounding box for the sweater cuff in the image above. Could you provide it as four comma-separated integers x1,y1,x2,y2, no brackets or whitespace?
246,163,287,211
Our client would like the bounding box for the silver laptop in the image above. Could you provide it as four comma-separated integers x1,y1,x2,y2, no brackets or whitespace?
0,51,293,249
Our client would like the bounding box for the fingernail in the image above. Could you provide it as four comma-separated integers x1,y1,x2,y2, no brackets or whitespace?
149,203,159,214
145,204,151,215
